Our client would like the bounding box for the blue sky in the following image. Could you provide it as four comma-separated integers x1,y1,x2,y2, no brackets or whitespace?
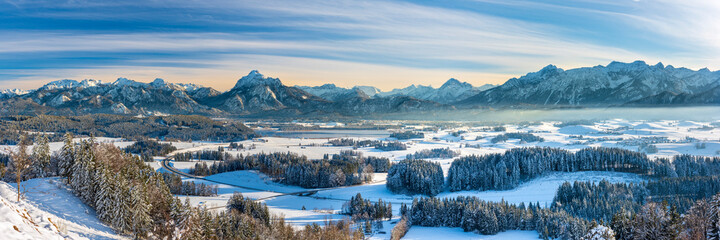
1,0,719,90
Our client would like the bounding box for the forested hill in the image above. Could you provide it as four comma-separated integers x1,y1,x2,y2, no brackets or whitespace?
0,114,256,144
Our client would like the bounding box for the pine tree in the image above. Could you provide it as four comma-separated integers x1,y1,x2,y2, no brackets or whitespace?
31,134,50,178
130,186,152,239
94,169,111,222
58,132,75,179
610,210,633,240
70,140,94,204
386,203,393,220
112,179,132,232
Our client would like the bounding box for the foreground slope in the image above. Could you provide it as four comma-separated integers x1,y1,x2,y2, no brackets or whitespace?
0,178,125,240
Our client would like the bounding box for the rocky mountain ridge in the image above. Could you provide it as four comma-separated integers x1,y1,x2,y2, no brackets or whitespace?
1,61,717,117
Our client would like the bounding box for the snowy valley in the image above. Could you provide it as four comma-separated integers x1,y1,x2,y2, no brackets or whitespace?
2,117,719,239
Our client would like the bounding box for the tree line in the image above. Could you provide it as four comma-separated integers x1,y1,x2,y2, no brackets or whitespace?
190,150,390,188
406,147,459,159
446,147,699,192
390,131,424,140
386,159,444,196
161,172,218,196
328,138,381,148
174,149,236,162
0,114,256,144
342,193,392,221
124,138,177,160
553,176,720,222
328,138,408,151
374,141,408,151
491,132,544,143
387,146,720,198
403,190,720,240
405,196,589,239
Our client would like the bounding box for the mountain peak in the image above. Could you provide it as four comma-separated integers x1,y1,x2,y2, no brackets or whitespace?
233,70,282,89
113,77,145,87
440,78,472,89
607,60,651,71
632,60,647,65
352,86,381,96
515,64,563,83
247,70,263,77
536,64,563,76
0,88,29,98
79,79,102,87
173,83,204,92
42,79,80,90
441,78,460,85
541,64,558,71
150,78,167,88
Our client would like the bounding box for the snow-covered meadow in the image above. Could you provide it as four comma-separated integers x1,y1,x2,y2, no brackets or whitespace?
160,119,718,239
2,118,718,239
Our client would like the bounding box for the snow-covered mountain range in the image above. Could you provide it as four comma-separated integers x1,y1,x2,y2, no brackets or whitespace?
297,78,495,104
0,60,717,116
459,61,720,106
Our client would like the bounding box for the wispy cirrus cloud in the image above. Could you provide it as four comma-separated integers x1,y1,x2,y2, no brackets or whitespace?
0,0,717,90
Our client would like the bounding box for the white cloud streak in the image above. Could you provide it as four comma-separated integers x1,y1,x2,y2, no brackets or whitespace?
1,0,717,90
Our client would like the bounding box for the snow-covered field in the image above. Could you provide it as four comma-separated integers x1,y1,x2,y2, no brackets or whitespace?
2,118,719,239
162,120,720,166
315,171,643,207
160,119,719,239
160,119,717,237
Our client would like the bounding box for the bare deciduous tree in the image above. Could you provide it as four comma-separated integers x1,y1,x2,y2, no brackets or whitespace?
11,135,31,202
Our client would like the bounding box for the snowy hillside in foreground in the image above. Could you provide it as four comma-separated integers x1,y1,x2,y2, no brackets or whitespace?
0,186,64,240
0,178,124,240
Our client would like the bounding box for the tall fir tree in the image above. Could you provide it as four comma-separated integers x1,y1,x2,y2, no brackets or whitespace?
58,132,76,179
31,134,50,178
94,168,111,222
130,186,153,239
